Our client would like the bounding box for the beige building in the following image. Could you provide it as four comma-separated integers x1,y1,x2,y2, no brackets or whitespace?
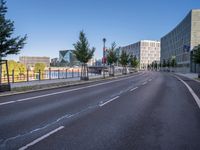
121,40,160,69
161,9,200,73
19,56,50,68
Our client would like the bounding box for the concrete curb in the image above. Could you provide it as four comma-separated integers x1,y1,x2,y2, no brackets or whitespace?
0,73,140,97
174,73,200,84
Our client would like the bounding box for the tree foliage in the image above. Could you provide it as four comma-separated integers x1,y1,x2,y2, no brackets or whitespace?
119,51,129,67
73,31,95,64
2,60,26,75
171,58,177,67
129,55,139,68
34,63,46,73
119,51,129,74
0,0,27,59
73,31,95,80
107,42,118,65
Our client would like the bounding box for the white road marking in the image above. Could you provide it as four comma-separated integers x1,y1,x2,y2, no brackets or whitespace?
174,75,200,109
99,96,119,107
148,79,152,82
142,81,147,85
19,126,64,150
0,101,15,106
0,73,145,106
130,87,138,91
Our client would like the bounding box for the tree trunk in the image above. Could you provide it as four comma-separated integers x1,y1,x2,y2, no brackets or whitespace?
81,63,89,80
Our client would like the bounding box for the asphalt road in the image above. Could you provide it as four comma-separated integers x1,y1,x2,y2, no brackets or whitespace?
0,71,200,150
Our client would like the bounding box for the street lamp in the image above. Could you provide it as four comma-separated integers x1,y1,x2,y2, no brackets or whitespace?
103,38,106,78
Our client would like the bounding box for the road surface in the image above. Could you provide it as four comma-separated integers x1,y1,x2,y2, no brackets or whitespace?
0,71,200,150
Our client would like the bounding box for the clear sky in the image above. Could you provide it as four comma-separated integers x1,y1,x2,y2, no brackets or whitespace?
5,0,200,60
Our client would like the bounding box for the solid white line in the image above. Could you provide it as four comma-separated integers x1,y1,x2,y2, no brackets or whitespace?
0,73,144,106
142,81,147,85
130,87,138,91
174,75,200,109
0,101,15,106
99,96,119,107
19,126,64,150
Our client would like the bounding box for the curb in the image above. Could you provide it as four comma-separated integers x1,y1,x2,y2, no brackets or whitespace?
174,73,200,84
0,73,139,97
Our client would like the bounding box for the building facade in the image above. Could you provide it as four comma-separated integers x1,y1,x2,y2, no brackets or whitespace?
50,58,59,67
19,56,50,68
59,50,80,66
161,9,200,73
121,40,160,69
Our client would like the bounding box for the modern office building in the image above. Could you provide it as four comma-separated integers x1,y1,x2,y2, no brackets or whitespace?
59,50,79,66
19,56,50,68
50,58,59,67
121,40,160,69
161,9,200,73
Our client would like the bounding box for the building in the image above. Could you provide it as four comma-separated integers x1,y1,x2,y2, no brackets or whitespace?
50,58,59,67
59,50,79,66
161,9,200,73
121,40,160,69
19,56,50,68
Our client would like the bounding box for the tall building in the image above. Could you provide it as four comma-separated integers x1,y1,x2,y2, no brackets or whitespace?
161,9,200,73
121,40,160,69
19,56,50,68
59,50,79,66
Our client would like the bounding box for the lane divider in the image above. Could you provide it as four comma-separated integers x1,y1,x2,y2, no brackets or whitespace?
0,73,145,106
99,96,119,107
19,126,64,150
142,81,147,85
130,87,138,92
173,75,200,109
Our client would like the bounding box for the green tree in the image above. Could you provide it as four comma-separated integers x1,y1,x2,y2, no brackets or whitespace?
119,51,129,74
34,63,46,73
73,31,95,80
107,42,118,76
0,0,27,84
162,59,166,67
192,45,200,77
18,63,26,75
171,57,177,68
129,55,139,68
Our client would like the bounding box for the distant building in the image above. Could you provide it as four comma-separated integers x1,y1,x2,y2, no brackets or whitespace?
121,40,160,69
19,56,50,68
59,50,80,66
161,9,200,73
50,58,59,67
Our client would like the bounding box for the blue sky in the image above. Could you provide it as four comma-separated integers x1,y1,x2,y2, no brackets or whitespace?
6,0,200,60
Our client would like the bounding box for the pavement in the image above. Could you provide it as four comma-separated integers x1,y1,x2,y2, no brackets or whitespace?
0,71,200,150
175,72,199,81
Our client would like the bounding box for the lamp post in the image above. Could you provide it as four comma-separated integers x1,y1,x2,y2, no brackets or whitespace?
103,38,106,78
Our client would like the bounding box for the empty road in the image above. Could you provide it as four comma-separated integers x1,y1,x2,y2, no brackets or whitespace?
0,71,200,150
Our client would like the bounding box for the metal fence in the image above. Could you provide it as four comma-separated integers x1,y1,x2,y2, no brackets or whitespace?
1,67,126,84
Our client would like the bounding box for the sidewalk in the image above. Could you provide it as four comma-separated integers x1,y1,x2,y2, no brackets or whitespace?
0,72,135,96
175,73,199,82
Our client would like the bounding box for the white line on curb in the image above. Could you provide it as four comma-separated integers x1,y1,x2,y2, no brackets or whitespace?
174,75,200,109
130,87,138,92
99,96,119,107
19,126,64,150
0,73,144,106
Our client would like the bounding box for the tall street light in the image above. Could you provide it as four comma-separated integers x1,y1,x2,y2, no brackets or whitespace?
103,38,106,78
